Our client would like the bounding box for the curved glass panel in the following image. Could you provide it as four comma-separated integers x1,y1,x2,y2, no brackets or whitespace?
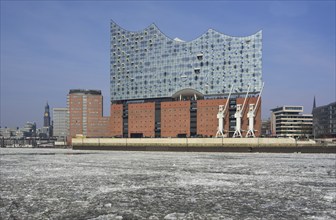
110,21,262,101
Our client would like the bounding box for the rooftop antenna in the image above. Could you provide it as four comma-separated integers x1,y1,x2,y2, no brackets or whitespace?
216,86,233,138
233,85,250,138
246,82,264,138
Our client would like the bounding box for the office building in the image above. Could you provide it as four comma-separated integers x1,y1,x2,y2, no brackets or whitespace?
270,106,313,138
67,89,110,139
110,21,263,137
312,101,336,138
53,108,68,139
261,119,271,137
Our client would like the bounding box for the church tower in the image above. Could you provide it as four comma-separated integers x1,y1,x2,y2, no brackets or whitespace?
44,102,51,127
312,96,316,114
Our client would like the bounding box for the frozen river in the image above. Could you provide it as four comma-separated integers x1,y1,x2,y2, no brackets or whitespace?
0,148,335,219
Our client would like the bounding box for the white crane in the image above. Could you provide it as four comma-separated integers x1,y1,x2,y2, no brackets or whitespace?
246,83,265,138
233,85,250,138
216,86,233,138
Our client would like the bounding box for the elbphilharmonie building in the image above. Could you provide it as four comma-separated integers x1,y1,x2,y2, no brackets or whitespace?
110,21,263,138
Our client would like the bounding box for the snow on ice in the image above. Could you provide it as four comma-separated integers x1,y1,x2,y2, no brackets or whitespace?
0,148,335,219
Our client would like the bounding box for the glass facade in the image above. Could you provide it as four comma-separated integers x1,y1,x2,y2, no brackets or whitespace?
53,108,68,138
313,102,336,138
110,21,262,102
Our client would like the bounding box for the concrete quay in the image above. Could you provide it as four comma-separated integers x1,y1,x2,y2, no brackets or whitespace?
72,138,336,153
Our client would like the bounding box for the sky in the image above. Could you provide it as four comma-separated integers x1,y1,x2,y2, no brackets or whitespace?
1,0,335,128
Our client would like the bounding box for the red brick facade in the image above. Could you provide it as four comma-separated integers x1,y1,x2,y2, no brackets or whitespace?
97,98,261,139
89,117,111,137
68,91,110,140
128,102,155,137
68,93,261,137
197,99,229,137
86,95,105,137
161,101,190,137
110,104,123,137
68,94,83,138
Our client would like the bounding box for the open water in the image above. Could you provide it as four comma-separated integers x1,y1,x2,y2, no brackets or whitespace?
0,148,335,219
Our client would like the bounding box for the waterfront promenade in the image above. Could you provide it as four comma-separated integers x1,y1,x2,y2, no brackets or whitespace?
72,137,336,153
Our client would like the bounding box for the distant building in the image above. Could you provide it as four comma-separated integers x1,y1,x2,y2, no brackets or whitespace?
0,122,37,139
13,122,37,139
270,106,313,138
38,127,51,139
0,127,16,138
67,89,110,140
40,102,52,138
22,121,37,138
261,119,271,137
44,102,51,127
312,101,336,138
53,108,68,139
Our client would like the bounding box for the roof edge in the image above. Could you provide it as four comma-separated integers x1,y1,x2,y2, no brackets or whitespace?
111,20,262,43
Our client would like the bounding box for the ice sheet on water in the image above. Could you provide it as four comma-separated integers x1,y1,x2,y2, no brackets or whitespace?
89,213,123,220
164,212,186,219
324,192,336,202
0,148,335,219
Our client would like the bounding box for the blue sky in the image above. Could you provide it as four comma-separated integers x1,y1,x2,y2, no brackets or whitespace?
1,0,335,128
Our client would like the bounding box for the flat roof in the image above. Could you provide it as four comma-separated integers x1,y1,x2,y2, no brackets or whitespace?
69,89,101,95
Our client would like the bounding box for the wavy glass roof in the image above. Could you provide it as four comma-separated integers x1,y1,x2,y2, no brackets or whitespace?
110,21,262,102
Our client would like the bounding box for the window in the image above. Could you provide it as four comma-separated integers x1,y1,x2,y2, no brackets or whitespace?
194,68,200,74
197,53,203,61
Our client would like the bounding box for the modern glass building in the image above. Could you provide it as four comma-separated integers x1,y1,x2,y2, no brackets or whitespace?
110,21,263,138
53,108,68,139
313,102,336,138
110,21,263,102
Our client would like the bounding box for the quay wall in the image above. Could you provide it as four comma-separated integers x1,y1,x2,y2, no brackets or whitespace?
72,138,336,153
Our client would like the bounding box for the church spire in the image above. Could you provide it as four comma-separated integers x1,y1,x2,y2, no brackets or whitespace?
312,96,316,113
